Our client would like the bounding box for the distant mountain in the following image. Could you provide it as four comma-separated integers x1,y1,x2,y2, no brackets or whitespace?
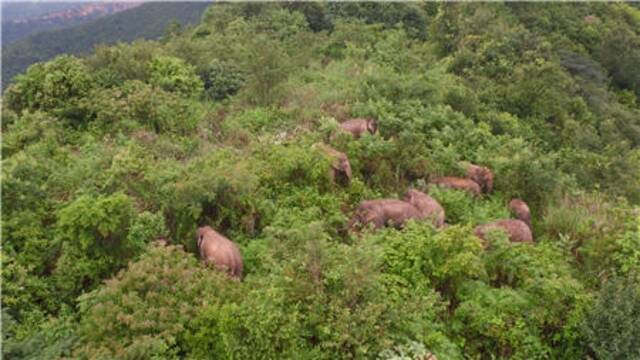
2,2,143,45
2,2,211,88
2,2,81,22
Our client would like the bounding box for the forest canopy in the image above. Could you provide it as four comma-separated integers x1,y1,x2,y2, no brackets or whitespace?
2,3,640,359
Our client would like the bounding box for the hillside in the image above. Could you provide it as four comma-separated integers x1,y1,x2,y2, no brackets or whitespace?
2,3,640,359
2,2,142,45
2,2,81,21
1,2,210,88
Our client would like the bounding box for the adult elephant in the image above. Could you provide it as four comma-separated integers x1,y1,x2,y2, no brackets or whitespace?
339,118,377,138
349,199,421,231
197,226,243,279
474,199,533,244
403,189,445,228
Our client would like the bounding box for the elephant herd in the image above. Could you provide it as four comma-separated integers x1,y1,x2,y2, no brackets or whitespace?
197,117,533,280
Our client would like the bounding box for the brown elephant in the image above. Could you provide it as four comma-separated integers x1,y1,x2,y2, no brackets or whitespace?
197,226,243,279
474,199,533,244
339,118,377,138
431,176,481,196
509,198,531,229
474,220,533,244
350,199,422,231
403,189,445,228
464,163,494,193
316,143,352,184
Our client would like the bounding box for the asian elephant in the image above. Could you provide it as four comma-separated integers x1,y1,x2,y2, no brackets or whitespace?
316,143,352,184
197,226,243,279
403,189,445,228
474,199,533,244
339,118,377,138
349,199,422,231
431,176,481,197
508,198,531,229
474,219,533,244
464,163,494,193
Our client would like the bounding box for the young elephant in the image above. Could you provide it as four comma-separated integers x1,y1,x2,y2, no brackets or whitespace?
431,176,481,197
403,189,445,228
464,163,494,194
316,143,352,184
339,118,377,138
474,199,533,244
350,199,422,231
197,226,243,279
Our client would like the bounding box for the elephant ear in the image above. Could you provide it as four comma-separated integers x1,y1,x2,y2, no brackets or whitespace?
367,119,377,133
197,234,204,249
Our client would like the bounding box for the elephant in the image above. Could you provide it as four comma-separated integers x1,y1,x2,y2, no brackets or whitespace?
474,219,533,244
431,176,481,196
403,189,445,228
464,163,494,193
339,118,377,138
349,199,422,231
197,226,243,279
509,198,531,229
315,143,352,184
474,199,533,244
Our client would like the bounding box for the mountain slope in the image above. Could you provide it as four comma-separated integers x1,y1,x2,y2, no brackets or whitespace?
2,2,210,88
2,2,142,45
2,3,640,359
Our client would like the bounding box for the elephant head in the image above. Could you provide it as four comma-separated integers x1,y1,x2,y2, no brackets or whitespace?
465,163,494,193
403,189,445,227
315,143,352,184
366,118,378,135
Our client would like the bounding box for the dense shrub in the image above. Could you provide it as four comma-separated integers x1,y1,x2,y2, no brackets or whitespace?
148,55,203,97
199,59,245,101
53,193,137,302
75,242,237,358
4,55,93,124
580,274,640,359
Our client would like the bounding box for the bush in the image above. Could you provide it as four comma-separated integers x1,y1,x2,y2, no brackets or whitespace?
199,59,245,101
4,55,93,124
373,223,486,297
452,281,552,359
581,274,640,359
148,56,203,97
53,192,137,302
75,242,238,359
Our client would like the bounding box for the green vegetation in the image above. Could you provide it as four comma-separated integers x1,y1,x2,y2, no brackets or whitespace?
2,3,640,358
